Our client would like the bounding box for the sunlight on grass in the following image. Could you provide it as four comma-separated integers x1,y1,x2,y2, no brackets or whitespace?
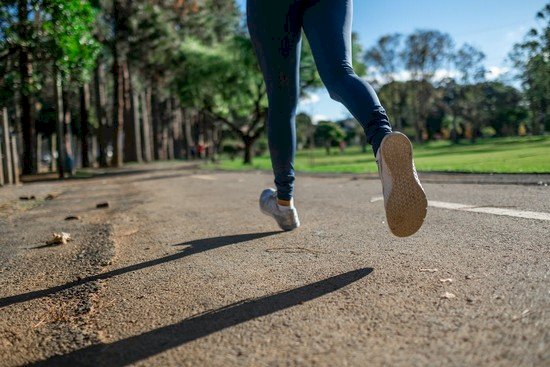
206,136,550,174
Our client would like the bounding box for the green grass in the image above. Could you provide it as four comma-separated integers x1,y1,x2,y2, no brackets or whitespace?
206,136,550,174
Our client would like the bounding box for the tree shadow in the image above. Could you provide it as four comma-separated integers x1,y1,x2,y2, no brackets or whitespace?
21,163,200,183
29,267,373,367
0,231,280,309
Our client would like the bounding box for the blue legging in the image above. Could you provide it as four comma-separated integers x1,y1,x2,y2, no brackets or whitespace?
247,0,392,201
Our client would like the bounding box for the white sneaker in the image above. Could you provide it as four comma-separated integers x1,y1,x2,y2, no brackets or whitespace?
376,132,427,237
259,188,300,231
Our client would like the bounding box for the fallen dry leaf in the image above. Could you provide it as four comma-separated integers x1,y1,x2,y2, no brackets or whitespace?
19,195,36,201
45,194,58,200
64,215,81,221
441,292,456,300
96,202,109,209
46,232,72,245
419,268,438,273
512,309,531,321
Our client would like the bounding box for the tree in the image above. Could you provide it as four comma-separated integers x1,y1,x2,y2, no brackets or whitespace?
454,43,486,84
176,36,267,164
365,34,404,129
510,3,550,134
401,30,454,142
314,121,346,155
1,0,99,175
176,27,328,164
477,82,528,137
296,112,314,149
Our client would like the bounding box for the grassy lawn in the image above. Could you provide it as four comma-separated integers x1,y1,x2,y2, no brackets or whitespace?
206,136,550,174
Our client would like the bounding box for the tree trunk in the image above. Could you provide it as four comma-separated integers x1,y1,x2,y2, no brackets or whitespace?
414,95,423,143
450,115,459,144
243,136,254,164
80,83,91,167
204,114,213,159
53,71,65,178
112,59,124,167
172,98,183,159
211,121,222,160
1,108,13,184
165,97,174,160
62,87,74,175
50,133,56,172
151,81,161,160
391,84,403,131
140,90,153,162
18,0,36,175
183,108,193,159
94,61,109,167
36,132,42,172
111,0,124,167
132,79,142,162
123,61,141,162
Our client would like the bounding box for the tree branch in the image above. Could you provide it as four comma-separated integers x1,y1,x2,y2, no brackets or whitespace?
204,109,244,138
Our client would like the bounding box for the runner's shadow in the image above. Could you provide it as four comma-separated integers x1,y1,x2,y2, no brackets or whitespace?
0,231,280,309
28,267,373,367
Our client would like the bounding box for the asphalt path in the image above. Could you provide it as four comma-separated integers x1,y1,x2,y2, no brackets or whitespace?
1,165,548,366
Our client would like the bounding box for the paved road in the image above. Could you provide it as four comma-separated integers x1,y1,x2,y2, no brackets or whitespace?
1,164,548,366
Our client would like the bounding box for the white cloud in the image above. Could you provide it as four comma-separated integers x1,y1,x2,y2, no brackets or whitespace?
367,69,459,84
487,66,510,80
506,25,528,40
300,93,320,105
311,114,329,124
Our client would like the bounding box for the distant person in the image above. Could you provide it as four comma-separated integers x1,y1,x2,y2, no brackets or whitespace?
248,0,427,237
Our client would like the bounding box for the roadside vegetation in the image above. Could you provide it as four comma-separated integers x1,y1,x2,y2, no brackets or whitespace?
207,136,550,174
1,1,549,180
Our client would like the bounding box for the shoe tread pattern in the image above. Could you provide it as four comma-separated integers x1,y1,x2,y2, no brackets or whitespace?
381,133,427,237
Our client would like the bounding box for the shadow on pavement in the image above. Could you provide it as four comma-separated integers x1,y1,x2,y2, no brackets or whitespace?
0,231,280,309
29,267,373,367
21,163,200,183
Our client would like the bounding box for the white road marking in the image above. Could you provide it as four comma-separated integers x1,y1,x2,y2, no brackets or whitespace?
190,175,217,181
428,201,550,221
370,197,550,221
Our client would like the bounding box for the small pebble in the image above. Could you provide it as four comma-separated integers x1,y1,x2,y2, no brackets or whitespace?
441,292,456,300
96,202,109,209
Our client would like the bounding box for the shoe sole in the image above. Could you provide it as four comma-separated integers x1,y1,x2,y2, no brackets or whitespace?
259,193,300,231
380,132,427,237
260,207,300,231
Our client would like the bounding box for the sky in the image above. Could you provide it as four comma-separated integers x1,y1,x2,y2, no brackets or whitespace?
236,0,548,121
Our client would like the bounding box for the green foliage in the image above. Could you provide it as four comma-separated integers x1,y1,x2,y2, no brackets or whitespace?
42,0,101,81
510,3,550,133
364,33,403,81
402,30,454,81
299,36,323,93
296,112,314,148
177,35,265,122
454,43,486,84
0,0,100,103
314,121,346,154
481,126,497,137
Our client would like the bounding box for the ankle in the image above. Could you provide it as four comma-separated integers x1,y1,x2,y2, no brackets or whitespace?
277,199,292,207
277,198,294,210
